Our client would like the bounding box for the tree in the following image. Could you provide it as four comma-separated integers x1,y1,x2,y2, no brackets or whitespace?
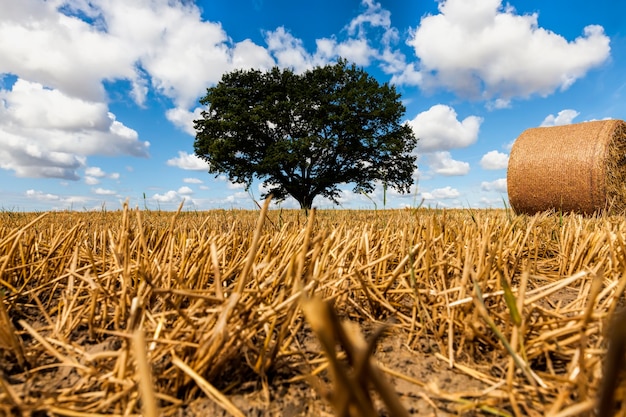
193,60,418,210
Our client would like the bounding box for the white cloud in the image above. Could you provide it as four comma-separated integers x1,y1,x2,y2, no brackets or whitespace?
391,63,423,86
486,98,512,110
217,174,246,192
347,0,392,36
0,0,276,170
340,0,397,66
166,151,210,171
4,80,110,130
480,150,509,170
479,196,504,207
540,109,580,126
109,172,120,180
409,105,482,152
165,107,204,136
402,0,610,101
97,1,237,107
85,176,100,185
315,37,374,67
265,27,313,73
0,142,85,180
225,191,252,205
177,186,193,195
231,38,276,70
0,0,405,172
227,181,246,190
26,189,60,201
25,188,92,207
92,187,116,195
264,0,398,72
183,177,203,184
422,186,460,200
4,0,276,106
152,190,181,203
428,151,470,176
481,178,508,193
152,188,197,205
0,1,134,102
86,167,106,177
0,79,149,179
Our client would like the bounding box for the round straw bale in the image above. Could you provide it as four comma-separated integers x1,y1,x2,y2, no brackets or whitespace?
507,119,626,215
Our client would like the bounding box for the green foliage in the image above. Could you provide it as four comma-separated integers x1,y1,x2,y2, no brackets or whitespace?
193,60,418,209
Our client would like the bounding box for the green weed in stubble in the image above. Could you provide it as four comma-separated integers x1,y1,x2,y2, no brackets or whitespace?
502,196,513,224
472,280,545,392
360,189,378,211
465,201,478,226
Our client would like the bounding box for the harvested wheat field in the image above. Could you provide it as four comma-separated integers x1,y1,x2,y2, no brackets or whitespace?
1,201,626,416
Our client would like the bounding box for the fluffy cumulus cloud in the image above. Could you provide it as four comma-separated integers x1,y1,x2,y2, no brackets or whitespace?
428,152,470,176
85,167,107,178
0,0,271,181
347,0,392,36
480,150,509,170
177,186,194,195
266,0,397,72
408,105,482,152
92,187,116,195
85,176,100,185
0,0,153,181
0,0,244,108
481,178,508,193
398,0,610,103
540,109,580,126
0,79,148,180
83,166,120,184
166,151,210,171
227,181,246,190
26,189,90,206
328,0,399,67
26,189,60,201
152,187,197,207
90,0,276,107
265,27,314,73
422,186,460,200
0,0,409,183
10,5,394,101
0,0,133,102
152,190,181,203
166,107,204,136
183,177,203,184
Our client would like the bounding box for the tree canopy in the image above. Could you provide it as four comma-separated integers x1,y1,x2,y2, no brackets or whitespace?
193,60,418,209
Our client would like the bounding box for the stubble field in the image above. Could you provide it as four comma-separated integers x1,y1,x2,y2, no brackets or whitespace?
0,203,624,416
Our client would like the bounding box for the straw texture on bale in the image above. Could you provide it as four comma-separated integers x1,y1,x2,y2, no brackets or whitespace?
507,119,626,214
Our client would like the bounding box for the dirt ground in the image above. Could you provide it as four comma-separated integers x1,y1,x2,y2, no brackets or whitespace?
180,328,488,417
1,322,489,417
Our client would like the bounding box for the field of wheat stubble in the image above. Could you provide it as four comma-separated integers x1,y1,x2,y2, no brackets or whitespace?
0,202,624,416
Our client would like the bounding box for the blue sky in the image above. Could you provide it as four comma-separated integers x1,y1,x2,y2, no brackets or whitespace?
0,0,623,211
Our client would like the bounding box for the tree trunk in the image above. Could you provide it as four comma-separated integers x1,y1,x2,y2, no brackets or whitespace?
296,193,315,211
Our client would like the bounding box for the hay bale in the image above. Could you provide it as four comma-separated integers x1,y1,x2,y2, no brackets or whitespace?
507,119,626,215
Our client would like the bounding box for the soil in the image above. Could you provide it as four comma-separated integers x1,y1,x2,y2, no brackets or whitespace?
178,328,489,417
1,325,491,417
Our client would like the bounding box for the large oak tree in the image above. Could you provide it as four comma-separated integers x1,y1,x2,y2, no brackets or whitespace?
193,60,418,209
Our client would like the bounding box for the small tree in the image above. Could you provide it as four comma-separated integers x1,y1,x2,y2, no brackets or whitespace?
193,60,418,210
